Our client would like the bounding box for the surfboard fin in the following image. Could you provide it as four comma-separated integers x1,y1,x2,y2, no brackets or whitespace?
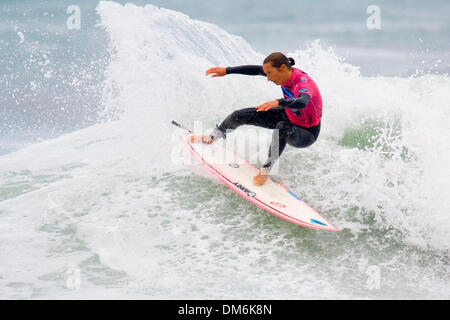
171,120,192,133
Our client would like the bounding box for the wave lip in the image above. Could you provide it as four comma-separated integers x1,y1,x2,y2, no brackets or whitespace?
0,0,450,299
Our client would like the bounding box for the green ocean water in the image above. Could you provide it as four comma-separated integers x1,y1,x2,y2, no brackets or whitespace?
1,0,449,299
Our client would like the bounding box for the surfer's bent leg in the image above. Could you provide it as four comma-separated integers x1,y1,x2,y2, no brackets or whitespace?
263,121,321,171
211,107,285,140
286,121,321,148
262,121,290,171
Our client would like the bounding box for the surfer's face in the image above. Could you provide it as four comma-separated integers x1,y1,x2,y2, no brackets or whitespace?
263,63,290,85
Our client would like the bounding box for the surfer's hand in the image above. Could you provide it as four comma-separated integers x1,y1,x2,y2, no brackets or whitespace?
256,100,279,112
205,67,226,77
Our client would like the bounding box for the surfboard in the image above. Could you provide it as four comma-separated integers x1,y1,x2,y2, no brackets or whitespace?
174,121,338,231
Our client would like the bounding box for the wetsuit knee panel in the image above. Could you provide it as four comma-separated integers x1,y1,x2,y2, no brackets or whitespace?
286,131,316,148
274,121,291,132
230,108,254,121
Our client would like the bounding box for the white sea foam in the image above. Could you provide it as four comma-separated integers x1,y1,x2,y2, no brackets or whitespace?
1,1,449,299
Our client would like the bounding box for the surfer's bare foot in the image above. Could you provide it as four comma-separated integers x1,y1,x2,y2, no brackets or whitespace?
253,168,270,186
188,134,214,144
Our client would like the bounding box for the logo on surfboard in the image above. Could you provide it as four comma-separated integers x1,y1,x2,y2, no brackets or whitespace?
228,162,240,168
233,182,256,198
270,201,286,208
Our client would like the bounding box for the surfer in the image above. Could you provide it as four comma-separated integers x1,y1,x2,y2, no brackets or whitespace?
189,52,322,186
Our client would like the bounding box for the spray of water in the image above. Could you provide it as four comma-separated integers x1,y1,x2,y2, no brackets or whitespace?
1,1,449,299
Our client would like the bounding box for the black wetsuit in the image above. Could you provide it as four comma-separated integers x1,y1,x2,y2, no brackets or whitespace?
213,65,321,171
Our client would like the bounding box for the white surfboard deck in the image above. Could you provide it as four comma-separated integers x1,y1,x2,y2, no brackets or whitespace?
184,133,338,231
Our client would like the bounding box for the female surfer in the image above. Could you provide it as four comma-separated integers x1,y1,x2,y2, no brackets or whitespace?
189,52,322,186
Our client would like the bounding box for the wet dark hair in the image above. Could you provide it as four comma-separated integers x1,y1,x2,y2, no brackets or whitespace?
263,52,295,70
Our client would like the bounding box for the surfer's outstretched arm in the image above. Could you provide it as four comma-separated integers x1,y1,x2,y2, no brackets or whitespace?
206,65,266,77
225,65,266,76
277,93,311,110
